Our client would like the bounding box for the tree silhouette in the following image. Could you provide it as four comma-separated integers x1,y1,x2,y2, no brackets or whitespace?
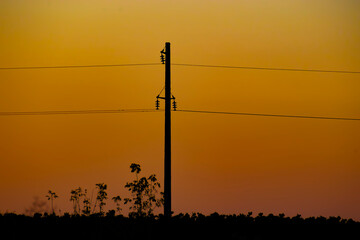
45,190,58,215
70,187,85,215
123,163,164,217
112,195,122,214
82,189,91,216
93,183,108,215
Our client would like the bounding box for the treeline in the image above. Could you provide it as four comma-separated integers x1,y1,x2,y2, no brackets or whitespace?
1,212,359,240
3,163,359,239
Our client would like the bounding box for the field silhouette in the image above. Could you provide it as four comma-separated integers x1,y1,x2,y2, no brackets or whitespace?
2,164,359,240
2,212,359,240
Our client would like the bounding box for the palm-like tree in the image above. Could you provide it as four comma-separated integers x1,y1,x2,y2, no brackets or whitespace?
46,190,58,215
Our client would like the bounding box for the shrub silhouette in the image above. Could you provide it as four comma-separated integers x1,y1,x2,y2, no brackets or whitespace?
123,163,164,217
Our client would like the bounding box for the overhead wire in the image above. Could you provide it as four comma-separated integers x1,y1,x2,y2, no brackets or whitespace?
172,63,360,74
0,109,158,116
0,63,161,70
0,60,358,120
1,108,359,121
175,109,360,121
0,62,359,74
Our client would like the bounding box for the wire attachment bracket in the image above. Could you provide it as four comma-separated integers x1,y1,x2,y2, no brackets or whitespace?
155,90,177,110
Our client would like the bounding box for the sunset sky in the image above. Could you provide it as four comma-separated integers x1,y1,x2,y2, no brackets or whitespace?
0,0,359,219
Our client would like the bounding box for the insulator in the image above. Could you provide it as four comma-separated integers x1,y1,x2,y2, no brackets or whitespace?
172,100,177,111
155,99,160,110
160,54,165,64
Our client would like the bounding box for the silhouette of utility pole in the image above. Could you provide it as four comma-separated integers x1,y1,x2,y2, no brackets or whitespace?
164,42,172,217
157,42,176,217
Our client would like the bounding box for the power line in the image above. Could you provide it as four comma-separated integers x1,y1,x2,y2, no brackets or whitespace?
0,109,158,116
1,62,359,74
172,63,360,74
176,109,360,121
1,108,359,121
0,63,161,70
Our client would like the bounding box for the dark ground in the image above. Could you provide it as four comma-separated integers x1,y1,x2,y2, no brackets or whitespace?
1,212,359,240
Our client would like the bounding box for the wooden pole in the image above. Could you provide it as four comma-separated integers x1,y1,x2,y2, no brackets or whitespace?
164,42,172,217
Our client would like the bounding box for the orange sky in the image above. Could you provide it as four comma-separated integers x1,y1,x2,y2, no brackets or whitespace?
0,0,359,219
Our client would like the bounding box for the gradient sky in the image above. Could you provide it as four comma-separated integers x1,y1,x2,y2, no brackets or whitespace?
0,0,359,219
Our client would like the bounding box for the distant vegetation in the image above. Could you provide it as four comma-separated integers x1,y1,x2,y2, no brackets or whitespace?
1,211,358,240
44,163,164,217
2,163,359,240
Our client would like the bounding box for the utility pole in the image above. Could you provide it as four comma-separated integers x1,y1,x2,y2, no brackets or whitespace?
157,42,175,217
164,42,171,217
